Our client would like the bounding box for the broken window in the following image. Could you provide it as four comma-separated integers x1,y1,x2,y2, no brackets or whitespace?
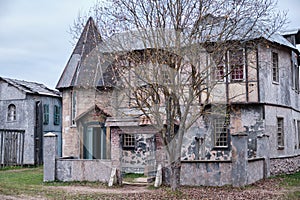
53,105,61,125
213,117,229,147
277,117,284,148
43,104,49,125
7,104,16,122
83,125,109,159
272,52,279,83
229,49,244,82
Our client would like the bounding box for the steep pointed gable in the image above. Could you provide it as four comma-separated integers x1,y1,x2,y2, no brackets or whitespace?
56,17,102,90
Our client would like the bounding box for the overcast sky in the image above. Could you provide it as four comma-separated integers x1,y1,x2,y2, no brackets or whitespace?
0,0,299,89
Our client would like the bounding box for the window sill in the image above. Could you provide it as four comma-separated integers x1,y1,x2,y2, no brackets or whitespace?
277,146,284,150
213,146,229,150
6,120,17,123
272,81,279,85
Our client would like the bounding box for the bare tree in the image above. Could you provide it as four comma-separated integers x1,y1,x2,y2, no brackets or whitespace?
70,0,286,190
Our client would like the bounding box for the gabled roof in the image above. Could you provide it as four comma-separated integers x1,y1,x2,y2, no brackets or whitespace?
56,17,103,90
0,77,61,97
75,104,111,122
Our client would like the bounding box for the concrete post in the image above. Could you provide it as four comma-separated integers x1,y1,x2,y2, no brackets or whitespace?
231,133,248,187
43,132,57,182
257,134,270,178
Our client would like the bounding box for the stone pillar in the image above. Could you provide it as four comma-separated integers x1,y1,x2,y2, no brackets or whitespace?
231,133,248,187
257,134,270,178
43,132,57,182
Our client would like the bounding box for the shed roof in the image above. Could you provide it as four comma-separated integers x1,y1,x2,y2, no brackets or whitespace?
1,77,61,97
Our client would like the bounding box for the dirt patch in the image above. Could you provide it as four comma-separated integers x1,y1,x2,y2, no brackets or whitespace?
0,194,46,200
46,184,151,195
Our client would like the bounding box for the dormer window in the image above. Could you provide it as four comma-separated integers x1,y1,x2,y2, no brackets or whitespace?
7,104,16,122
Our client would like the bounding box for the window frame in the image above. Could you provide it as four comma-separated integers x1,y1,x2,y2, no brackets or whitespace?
7,104,16,122
122,134,136,149
272,52,279,83
71,90,77,126
228,49,245,82
277,117,284,149
43,104,49,125
295,63,299,92
213,117,229,148
53,105,61,125
297,120,300,149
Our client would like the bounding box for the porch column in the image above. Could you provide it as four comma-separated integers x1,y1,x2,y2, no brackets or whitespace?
231,133,248,187
43,132,57,182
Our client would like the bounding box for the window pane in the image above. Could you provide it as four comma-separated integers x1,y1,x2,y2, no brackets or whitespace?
214,118,228,147
43,104,49,125
123,134,135,148
229,49,244,81
7,104,16,121
272,52,279,82
277,118,284,147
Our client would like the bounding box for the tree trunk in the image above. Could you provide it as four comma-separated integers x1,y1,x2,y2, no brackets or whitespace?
169,158,181,191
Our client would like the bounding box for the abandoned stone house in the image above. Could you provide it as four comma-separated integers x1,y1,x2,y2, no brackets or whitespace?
52,17,300,186
0,77,62,166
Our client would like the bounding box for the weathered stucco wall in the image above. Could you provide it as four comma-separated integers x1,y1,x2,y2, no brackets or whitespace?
0,99,35,164
180,161,232,186
0,93,62,164
247,159,264,184
56,159,112,182
264,106,295,157
121,133,155,173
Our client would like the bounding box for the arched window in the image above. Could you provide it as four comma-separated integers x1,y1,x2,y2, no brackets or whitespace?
7,104,16,121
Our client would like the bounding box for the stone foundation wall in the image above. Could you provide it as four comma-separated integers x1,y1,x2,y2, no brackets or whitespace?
56,159,112,182
270,155,300,176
